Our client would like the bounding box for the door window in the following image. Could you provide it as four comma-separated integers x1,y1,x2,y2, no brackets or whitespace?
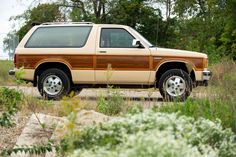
100,28,134,48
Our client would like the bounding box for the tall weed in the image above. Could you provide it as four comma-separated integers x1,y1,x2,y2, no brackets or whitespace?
97,87,124,116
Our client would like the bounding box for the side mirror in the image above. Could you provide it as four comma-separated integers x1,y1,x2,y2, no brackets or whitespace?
132,39,143,48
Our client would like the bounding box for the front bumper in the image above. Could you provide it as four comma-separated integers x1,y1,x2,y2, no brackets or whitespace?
196,70,212,87
9,69,15,76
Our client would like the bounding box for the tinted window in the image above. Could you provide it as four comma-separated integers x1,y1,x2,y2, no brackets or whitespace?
25,26,92,48
100,28,134,48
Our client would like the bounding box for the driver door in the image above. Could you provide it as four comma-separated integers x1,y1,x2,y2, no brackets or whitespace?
95,27,151,84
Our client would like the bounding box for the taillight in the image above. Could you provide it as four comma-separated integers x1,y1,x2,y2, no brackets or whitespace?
14,54,17,67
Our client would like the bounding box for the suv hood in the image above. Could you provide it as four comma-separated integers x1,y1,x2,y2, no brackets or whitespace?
152,47,208,58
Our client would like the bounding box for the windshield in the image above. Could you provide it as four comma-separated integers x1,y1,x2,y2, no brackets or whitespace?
129,27,154,47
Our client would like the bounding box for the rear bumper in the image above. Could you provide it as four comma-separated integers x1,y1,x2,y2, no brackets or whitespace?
9,68,34,82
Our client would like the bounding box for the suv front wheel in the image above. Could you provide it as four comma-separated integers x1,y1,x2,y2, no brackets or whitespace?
38,68,71,100
158,69,192,101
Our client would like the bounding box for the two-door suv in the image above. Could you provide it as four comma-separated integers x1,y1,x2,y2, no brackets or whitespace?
9,22,211,100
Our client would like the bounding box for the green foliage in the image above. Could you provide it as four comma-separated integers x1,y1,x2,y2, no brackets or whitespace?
218,0,236,59
0,87,22,127
97,87,124,116
67,111,236,157
155,98,236,133
14,67,26,85
127,104,144,115
0,60,14,85
1,140,55,156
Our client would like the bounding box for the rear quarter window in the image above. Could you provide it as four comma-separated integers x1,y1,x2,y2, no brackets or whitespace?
25,26,92,48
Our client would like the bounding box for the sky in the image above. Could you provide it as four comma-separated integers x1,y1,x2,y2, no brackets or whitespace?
0,0,27,59
0,0,51,59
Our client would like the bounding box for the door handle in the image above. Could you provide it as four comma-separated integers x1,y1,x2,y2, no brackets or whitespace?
99,51,107,53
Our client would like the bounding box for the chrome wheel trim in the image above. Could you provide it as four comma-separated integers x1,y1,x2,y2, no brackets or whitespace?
165,76,186,97
43,75,63,96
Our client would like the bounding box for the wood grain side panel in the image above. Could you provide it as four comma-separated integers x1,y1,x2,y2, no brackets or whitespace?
16,54,93,70
96,55,150,70
68,55,93,69
16,54,204,71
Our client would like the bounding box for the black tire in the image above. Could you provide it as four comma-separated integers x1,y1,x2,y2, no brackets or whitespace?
38,68,71,100
158,69,192,101
69,86,83,96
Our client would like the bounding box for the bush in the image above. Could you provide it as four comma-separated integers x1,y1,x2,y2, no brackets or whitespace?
97,87,124,116
68,111,236,157
0,87,22,127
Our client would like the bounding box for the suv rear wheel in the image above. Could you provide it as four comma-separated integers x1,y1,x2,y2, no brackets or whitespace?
38,68,71,100
158,69,192,101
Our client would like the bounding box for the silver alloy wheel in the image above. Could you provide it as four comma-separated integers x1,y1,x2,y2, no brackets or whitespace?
165,76,186,97
43,75,63,96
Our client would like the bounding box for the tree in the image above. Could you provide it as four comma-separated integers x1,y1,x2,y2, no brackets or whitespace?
12,3,63,41
66,0,107,23
218,0,236,59
3,32,19,59
170,0,230,62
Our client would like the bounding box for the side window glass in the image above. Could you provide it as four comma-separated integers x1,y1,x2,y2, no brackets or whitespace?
25,26,92,48
100,28,135,48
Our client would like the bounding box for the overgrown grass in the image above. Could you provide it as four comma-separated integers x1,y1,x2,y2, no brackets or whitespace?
154,98,236,133
0,60,14,85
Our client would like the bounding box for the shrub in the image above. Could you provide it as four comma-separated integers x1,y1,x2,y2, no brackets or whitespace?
0,87,22,127
97,87,124,116
68,111,236,157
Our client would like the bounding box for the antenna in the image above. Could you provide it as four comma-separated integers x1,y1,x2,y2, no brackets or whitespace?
155,16,159,46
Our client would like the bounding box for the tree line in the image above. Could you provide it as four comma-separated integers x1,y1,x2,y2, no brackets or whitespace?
4,0,236,62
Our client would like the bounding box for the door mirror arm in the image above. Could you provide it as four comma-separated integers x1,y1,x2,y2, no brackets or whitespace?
132,39,144,48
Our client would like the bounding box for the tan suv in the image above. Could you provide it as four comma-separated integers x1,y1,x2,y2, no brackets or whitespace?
9,22,211,100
